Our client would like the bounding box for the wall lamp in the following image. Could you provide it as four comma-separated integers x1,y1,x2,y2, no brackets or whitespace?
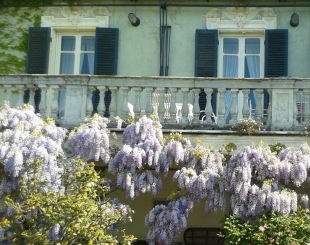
290,13,299,27
128,13,140,27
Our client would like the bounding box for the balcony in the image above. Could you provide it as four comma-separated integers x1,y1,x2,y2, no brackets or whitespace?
0,75,308,148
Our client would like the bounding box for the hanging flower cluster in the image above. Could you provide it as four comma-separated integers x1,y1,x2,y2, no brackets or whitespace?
0,103,66,199
226,143,310,220
66,114,110,162
109,116,164,199
145,196,193,245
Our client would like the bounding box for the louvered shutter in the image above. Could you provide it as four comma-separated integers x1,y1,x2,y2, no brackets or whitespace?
94,27,119,75
195,29,218,77
265,29,288,77
264,29,288,112
93,28,119,117
26,27,51,74
195,29,218,116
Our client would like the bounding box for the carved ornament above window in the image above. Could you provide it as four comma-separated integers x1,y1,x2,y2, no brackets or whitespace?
204,7,278,29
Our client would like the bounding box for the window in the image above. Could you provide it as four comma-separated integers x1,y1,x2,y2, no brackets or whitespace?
218,35,264,78
195,29,288,120
57,34,95,75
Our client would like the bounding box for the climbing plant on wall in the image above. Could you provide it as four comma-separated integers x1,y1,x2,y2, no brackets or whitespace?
0,7,42,74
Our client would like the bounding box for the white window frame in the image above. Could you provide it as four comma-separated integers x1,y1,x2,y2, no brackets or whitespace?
41,6,110,74
218,31,265,78
56,32,96,75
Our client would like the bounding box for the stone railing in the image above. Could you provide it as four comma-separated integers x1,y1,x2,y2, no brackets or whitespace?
0,75,309,131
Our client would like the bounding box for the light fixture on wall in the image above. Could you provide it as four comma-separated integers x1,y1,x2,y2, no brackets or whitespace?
128,13,140,27
290,13,299,27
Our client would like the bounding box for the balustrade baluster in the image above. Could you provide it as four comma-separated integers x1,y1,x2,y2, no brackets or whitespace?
38,84,47,117
133,88,142,117
255,89,263,123
120,87,130,117
51,85,60,120
303,89,310,125
204,88,214,124
181,88,189,123
97,86,106,116
266,89,272,127
229,89,238,124
168,88,177,123
108,87,118,118
4,85,12,105
157,88,165,122
242,89,250,118
217,88,226,126
86,87,94,117
192,89,200,124
293,89,300,126
16,85,25,107
145,88,154,117
164,93,171,121
29,87,35,108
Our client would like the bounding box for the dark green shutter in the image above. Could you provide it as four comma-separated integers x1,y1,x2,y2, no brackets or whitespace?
94,27,119,75
26,27,51,74
264,29,288,112
195,29,218,77
93,28,119,117
195,29,218,116
265,29,288,77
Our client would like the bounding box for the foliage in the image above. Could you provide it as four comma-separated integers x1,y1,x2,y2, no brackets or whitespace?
0,104,134,244
232,117,263,135
268,142,286,155
222,208,310,245
0,7,42,74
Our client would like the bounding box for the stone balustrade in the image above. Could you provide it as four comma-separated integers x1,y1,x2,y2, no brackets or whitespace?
0,75,308,131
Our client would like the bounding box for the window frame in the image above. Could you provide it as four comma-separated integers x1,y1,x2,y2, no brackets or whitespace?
217,31,265,78
55,31,96,75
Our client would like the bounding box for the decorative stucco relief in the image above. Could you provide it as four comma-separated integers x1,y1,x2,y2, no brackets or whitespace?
42,6,111,27
204,7,277,29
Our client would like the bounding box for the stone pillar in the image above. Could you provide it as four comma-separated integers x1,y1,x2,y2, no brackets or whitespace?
3,85,12,105
145,88,154,117
169,88,177,123
205,88,214,124
120,87,130,117
266,89,272,127
229,89,239,125
255,89,264,123
38,84,47,118
157,88,166,122
192,89,200,124
303,89,310,125
50,85,60,120
86,86,94,117
217,88,226,126
181,88,189,121
16,85,26,108
133,87,142,117
242,89,250,118
108,87,118,118
97,86,106,116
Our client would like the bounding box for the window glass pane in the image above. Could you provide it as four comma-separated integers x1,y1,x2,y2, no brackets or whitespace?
80,53,94,74
244,56,260,78
61,36,76,51
223,55,238,77
60,53,74,74
223,38,239,54
245,38,260,54
81,36,95,51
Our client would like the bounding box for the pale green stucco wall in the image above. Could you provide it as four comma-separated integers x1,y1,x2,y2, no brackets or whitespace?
1,5,310,77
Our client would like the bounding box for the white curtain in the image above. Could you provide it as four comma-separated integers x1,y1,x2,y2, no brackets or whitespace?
80,36,95,75
245,38,260,115
223,38,261,122
223,38,238,122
